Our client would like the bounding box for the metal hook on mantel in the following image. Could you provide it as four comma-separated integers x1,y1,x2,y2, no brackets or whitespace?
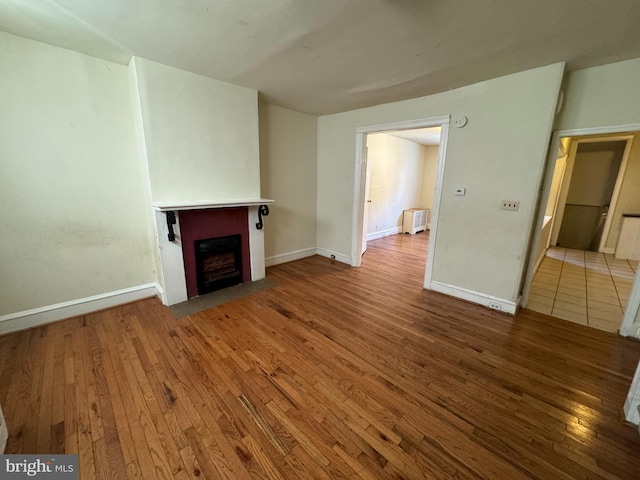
166,211,177,241
256,205,270,230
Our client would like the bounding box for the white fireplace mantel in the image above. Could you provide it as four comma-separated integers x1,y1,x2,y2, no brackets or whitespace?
152,198,274,212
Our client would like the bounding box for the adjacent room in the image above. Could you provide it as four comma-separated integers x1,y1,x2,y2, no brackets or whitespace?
526,132,640,332
2,1,640,479
360,127,441,282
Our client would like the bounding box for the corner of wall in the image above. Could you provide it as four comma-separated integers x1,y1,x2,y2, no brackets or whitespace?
128,57,163,293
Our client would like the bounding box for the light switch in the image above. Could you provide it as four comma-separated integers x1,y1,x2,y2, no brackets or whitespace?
455,188,466,196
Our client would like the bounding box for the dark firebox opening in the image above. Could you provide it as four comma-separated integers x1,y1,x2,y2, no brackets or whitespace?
194,234,242,295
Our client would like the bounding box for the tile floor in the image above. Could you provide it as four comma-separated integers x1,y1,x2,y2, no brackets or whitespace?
527,247,638,333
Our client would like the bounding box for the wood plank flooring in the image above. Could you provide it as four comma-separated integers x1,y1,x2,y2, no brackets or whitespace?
2,232,640,479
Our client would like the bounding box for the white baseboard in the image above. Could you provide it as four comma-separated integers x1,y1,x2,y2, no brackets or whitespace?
265,247,352,267
0,283,162,336
624,390,640,426
603,247,615,254
366,227,402,241
624,361,640,426
430,281,517,315
266,248,317,267
316,248,352,265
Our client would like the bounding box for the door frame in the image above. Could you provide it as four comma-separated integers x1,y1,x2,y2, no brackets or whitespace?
361,142,370,256
521,123,640,339
352,115,450,290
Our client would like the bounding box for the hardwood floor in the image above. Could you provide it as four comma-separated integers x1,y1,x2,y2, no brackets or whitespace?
2,232,640,479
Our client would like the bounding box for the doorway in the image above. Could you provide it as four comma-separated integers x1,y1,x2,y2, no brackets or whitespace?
553,137,630,252
352,116,450,289
362,128,441,250
523,126,640,337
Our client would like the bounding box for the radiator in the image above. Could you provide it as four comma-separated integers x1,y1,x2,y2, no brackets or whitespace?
403,209,428,235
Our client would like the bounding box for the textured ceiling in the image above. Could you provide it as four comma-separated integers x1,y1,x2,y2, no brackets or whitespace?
2,0,640,114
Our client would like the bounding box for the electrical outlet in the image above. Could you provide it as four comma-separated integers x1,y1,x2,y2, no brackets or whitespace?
489,302,501,311
501,200,520,211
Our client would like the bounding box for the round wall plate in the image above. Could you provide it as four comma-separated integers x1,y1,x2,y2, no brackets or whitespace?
455,115,468,128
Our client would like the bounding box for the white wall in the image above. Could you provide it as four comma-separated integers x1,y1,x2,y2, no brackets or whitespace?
259,103,317,264
556,58,640,131
0,32,156,316
421,146,440,224
317,63,564,303
130,57,260,202
607,134,640,250
365,133,426,236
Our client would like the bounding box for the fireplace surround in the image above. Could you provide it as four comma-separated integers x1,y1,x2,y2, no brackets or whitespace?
152,198,273,306
178,207,251,298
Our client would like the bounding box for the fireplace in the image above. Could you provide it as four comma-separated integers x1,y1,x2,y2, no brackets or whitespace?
195,234,242,294
151,198,273,306
178,206,252,299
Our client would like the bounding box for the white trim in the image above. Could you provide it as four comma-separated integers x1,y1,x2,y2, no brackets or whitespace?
0,406,9,453
361,143,370,257
554,124,640,138
0,283,162,336
624,360,640,425
597,136,634,252
152,198,274,211
248,206,267,281
265,248,317,267
602,247,615,255
353,132,368,266
316,248,352,265
431,281,518,315
0,403,7,453
155,209,188,306
424,123,449,290
366,227,402,241
356,116,450,134
621,257,640,338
